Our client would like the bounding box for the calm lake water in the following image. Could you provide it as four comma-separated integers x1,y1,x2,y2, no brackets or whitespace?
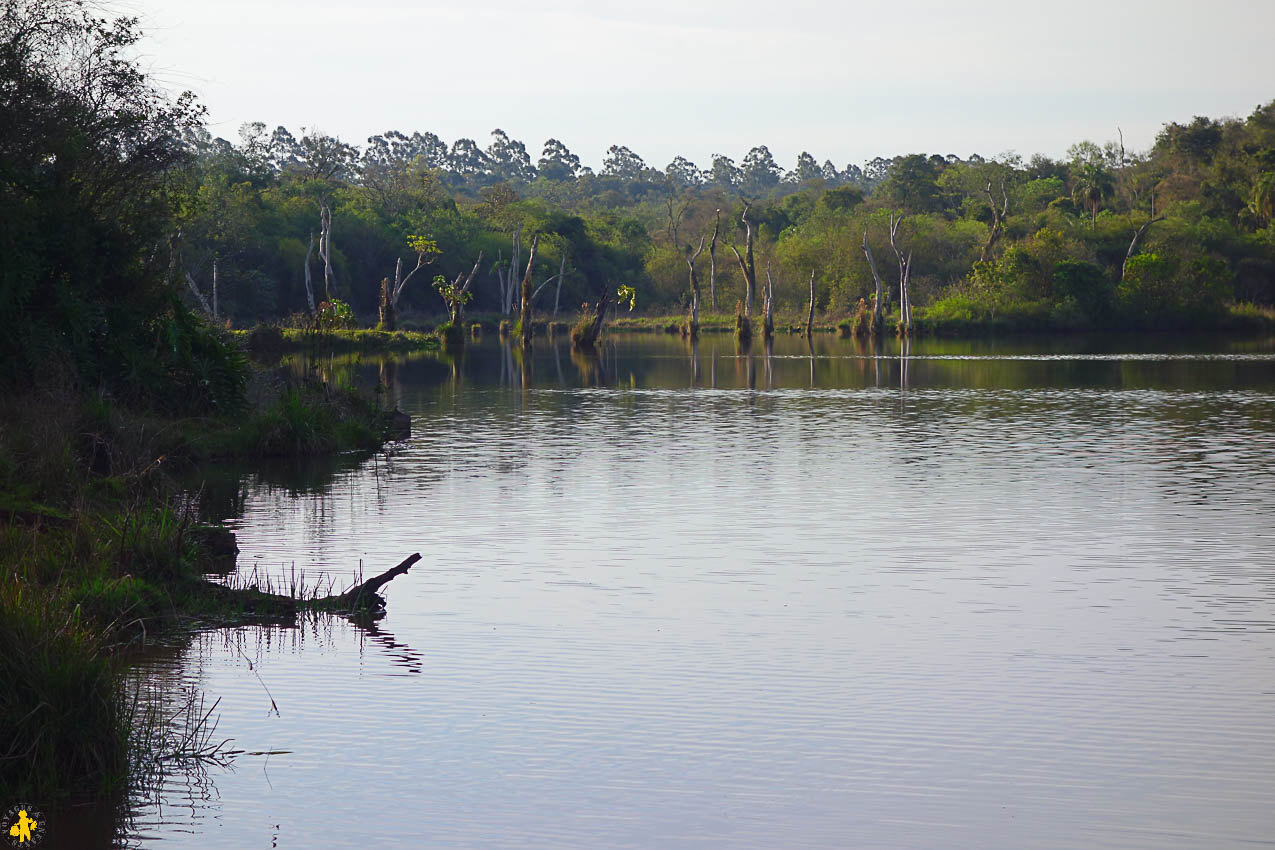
118,333,1275,849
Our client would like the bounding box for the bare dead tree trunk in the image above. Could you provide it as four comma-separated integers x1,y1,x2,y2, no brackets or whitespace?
902,253,913,331
762,259,776,341
165,229,180,290
888,213,913,335
303,232,317,315
685,235,705,338
445,252,484,325
495,248,505,315
553,254,566,319
530,276,557,304
729,205,758,322
806,269,816,338
422,253,482,346
184,271,212,316
211,256,219,320
978,178,1009,264
519,234,540,346
666,195,688,248
378,277,393,329
318,201,334,302
389,246,437,319
503,225,523,316
862,229,884,334
709,208,720,311
739,201,756,315
1122,196,1164,282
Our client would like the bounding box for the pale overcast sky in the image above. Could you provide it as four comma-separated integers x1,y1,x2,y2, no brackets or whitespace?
130,0,1275,170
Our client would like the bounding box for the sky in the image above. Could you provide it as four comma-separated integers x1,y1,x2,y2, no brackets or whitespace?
129,0,1275,171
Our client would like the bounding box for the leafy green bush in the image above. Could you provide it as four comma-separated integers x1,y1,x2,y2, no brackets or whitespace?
1052,260,1113,322
1116,252,1230,327
316,299,357,331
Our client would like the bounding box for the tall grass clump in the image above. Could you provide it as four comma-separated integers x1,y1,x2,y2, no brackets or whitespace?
436,321,465,348
850,298,875,337
0,575,130,798
235,385,388,457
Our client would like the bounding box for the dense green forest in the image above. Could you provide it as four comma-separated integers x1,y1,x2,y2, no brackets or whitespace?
168,105,1275,333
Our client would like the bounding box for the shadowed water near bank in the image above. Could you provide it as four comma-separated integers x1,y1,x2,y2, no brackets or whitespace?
105,333,1275,849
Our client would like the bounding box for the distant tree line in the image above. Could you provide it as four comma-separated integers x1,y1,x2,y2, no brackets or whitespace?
172,108,1275,331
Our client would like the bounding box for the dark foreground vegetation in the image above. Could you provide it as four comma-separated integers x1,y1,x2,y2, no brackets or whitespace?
0,1,407,805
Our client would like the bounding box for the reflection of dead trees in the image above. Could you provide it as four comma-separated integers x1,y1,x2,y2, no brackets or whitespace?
449,350,463,386
735,345,756,389
689,337,700,386
763,335,774,388
377,357,399,408
899,334,911,391
570,346,608,386
851,334,882,387
497,339,515,387
514,341,532,389
552,337,565,386
806,334,815,387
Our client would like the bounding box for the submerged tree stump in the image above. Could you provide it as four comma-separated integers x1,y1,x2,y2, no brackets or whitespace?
571,288,612,349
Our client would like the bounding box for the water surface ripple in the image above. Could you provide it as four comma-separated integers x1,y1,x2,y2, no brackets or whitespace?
127,335,1275,849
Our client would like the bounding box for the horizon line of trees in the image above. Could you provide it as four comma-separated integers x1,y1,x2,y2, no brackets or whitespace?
175,101,1275,331
192,123,911,198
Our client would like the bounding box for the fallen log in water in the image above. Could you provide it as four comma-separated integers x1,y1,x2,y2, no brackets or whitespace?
312,552,422,613
193,552,423,623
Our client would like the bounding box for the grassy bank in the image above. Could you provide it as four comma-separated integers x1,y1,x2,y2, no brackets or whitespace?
0,370,403,802
599,302,1275,338
236,325,441,356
